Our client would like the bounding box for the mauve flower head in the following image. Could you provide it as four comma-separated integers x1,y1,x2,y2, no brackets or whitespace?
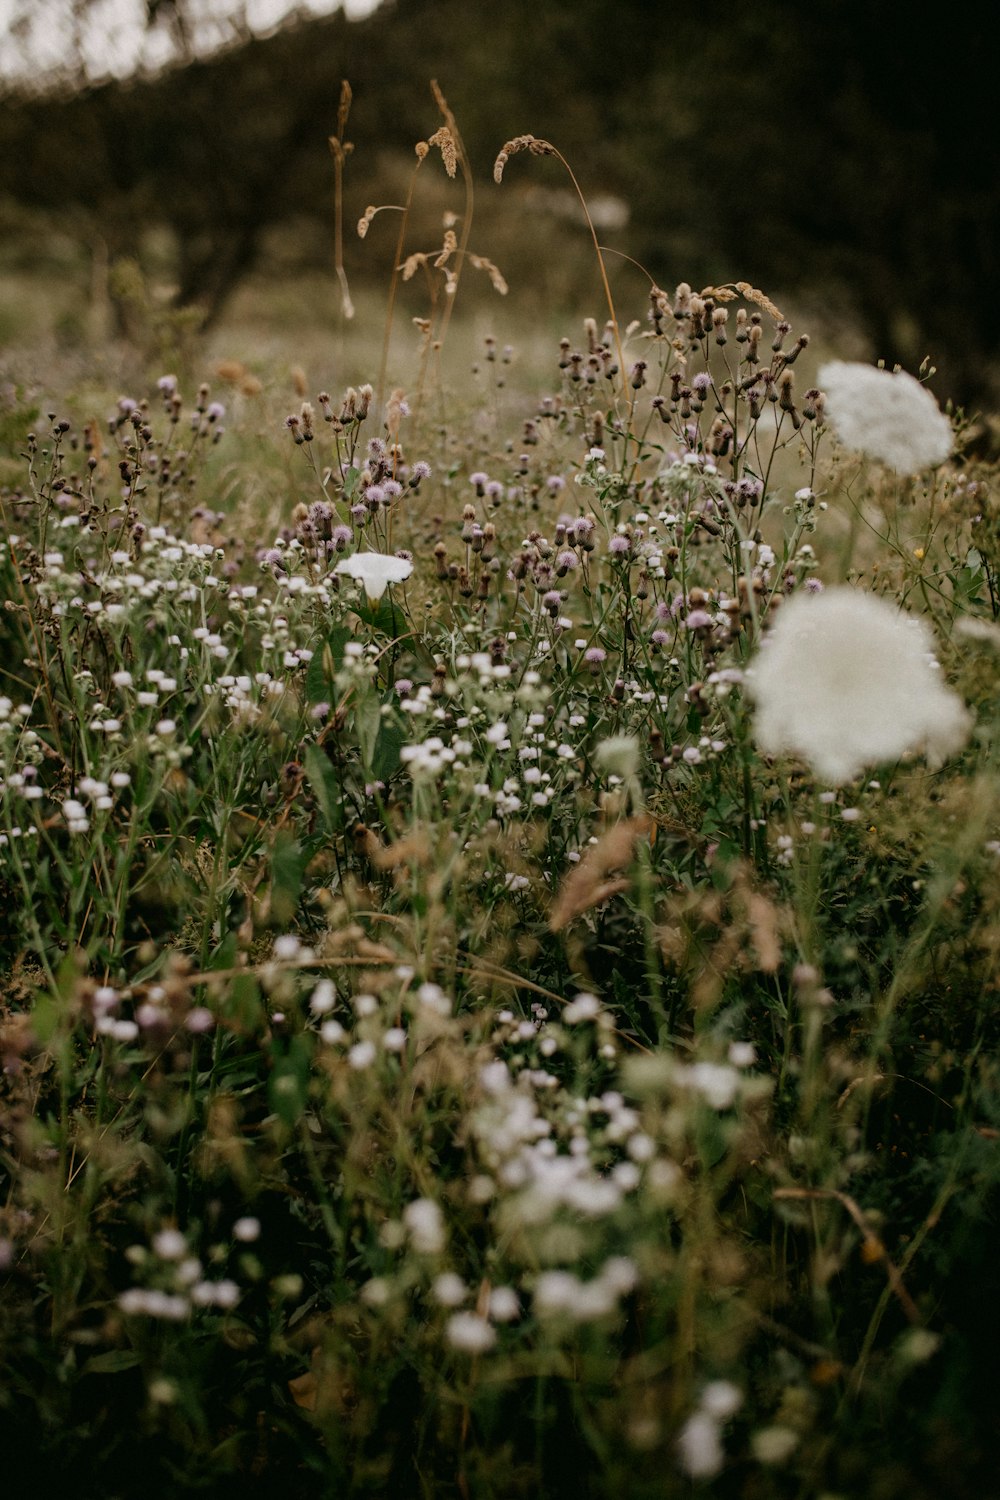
749,587,970,784
819,360,952,474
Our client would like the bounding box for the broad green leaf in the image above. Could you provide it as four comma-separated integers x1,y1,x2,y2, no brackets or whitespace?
303,743,343,833
83,1349,144,1376
356,595,408,641
305,625,353,703
270,833,306,926
268,1035,311,1128
372,718,406,783
355,688,382,772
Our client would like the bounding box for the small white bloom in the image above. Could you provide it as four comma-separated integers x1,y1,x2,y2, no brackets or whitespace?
594,734,640,779
700,1381,743,1420
819,360,952,473
404,1197,446,1254
749,587,969,784
677,1412,724,1479
152,1228,187,1260
487,1286,520,1322
348,1040,377,1070
445,1312,496,1353
563,992,601,1024
431,1272,467,1307
334,551,413,601
752,1425,799,1465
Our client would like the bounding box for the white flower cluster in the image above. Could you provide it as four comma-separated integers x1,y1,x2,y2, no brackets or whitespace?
750,587,970,784
676,1381,744,1479
118,1226,241,1320
818,360,953,474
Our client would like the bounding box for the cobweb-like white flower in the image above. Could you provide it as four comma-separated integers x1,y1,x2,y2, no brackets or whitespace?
819,360,953,474
748,588,969,784
334,551,413,601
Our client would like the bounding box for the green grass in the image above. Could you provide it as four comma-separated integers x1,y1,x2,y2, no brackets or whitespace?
1,259,999,1500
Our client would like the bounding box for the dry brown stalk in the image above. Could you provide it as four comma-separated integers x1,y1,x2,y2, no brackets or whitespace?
549,815,651,932
746,890,782,973
493,131,630,429
773,1186,921,1325
327,79,355,320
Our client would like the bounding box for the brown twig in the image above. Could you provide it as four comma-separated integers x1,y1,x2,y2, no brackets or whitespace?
773,1186,921,1324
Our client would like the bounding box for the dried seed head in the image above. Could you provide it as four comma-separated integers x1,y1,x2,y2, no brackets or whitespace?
469,254,509,295
428,126,458,178
434,229,459,268
782,334,810,366
734,281,785,322
493,134,556,183
357,204,377,240
400,252,427,282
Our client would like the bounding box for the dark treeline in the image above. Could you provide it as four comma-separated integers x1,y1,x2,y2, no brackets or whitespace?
1,0,996,408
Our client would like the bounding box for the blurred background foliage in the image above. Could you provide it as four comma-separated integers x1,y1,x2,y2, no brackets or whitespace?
0,0,997,417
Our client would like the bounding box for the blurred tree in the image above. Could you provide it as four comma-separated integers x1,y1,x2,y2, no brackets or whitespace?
0,0,996,406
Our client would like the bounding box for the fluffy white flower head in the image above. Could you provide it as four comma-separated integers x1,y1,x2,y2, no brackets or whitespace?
749,587,969,785
818,360,952,474
334,551,413,601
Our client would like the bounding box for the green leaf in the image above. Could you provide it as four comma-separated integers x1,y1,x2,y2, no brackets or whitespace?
695,1110,730,1168
268,1035,312,1127
270,833,307,926
372,718,406,783
209,930,239,971
83,1349,144,1375
303,744,343,833
355,689,382,772
305,625,353,703
224,972,264,1031
356,595,408,641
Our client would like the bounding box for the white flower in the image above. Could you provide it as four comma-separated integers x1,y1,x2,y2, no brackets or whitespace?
403,1197,446,1255
431,1272,467,1307
676,1412,725,1479
594,734,640,779
445,1312,496,1353
487,1286,520,1322
751,1425,800,1465
749,588,970,784
334,551,413,601
818,360,952,474
700,1381,743,1420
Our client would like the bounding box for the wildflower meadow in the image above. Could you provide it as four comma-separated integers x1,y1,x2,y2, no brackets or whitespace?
1,110,999,1500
